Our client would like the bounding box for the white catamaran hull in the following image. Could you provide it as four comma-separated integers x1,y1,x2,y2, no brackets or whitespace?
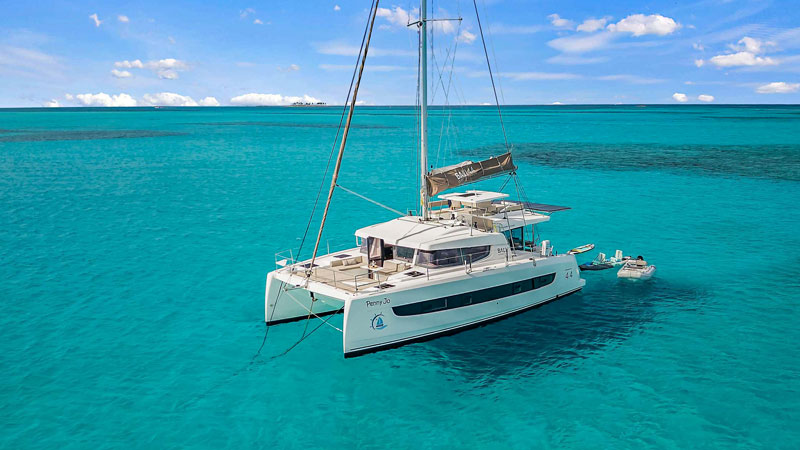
265,254,584,357
264,272,344,325
342,255,583,357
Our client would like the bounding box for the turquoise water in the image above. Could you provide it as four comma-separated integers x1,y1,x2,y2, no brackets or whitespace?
1,105,799,449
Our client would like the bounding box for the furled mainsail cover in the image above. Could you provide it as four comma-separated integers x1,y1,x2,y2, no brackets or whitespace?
425,152,516,196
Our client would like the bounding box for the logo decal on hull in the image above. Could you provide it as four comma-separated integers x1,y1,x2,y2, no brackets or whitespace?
371,313,387,330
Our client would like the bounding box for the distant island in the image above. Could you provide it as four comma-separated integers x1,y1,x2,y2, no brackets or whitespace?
290,101,327,106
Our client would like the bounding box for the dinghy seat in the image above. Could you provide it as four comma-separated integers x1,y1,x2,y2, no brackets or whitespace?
635,260,648,267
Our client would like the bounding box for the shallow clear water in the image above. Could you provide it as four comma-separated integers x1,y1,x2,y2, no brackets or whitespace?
1,105,799,449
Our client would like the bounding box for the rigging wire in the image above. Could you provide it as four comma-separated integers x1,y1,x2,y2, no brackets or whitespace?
481,0,506,105
472,0,510,153
336,183,407,216
431,19,461,169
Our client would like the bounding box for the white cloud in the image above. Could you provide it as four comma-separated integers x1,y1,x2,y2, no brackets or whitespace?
89,13,101,27
431,18,456,34
692,42,705,51
198,97,220,106
709,51,776,67
334,5,341,11
548,14,574,29
607,14,680,36
0,45,62,78
278,63,300,72
551,101,563,105
158,69,179,79
64,93,73,100
118,15,129,23
458,30,476,44
756,82,800,94
113,58,189,79
240,8,255,19
254,19,263,25
377,6,413,27
229,93,323,106
42,99,60,107
147,58,188,70
142,92,198,106
698,94,714,102
705,36,779,68
115,59,144,69
111,69,132,78
75,92,138,107
577,17,609,33
672,93,688,102
501,72,582,81
694,59,705,67
732,36,772,54
548,32,615,53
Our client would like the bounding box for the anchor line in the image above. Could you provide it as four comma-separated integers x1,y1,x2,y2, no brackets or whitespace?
177,279,287,410
271,305,346,358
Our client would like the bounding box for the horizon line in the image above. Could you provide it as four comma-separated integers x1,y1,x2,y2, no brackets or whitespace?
2,103,800,110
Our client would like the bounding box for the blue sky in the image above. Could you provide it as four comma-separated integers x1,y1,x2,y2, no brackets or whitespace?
0,0,798,107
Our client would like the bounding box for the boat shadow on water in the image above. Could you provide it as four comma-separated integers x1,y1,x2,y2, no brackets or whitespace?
407,277,710,379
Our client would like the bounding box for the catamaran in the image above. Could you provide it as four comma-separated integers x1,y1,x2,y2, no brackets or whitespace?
264,0,585,357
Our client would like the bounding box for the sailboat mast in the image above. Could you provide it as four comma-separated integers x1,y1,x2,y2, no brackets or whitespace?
419,0,429,220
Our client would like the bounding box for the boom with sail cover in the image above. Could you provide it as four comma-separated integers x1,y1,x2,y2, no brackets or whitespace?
425,152,516,196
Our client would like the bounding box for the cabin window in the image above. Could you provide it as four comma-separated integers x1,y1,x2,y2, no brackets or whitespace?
395,246,415,262
417,245,491,268
392,272,557,317
359,238,368,254
462,246,491,264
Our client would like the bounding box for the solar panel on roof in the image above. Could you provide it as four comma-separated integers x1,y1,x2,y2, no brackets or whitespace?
522,202,571,212
492,200,571,212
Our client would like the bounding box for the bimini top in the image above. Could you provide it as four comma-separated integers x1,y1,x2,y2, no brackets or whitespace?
355,218,505,251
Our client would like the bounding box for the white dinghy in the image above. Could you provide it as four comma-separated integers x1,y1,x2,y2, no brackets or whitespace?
617,257,656,279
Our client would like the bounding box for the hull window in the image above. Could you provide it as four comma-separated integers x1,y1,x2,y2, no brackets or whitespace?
392,272,557,317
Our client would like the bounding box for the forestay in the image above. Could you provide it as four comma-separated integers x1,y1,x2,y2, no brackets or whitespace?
425,152,516,196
